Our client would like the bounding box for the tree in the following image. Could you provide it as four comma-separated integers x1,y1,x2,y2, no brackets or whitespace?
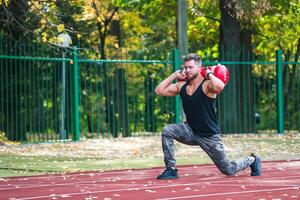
217,0,273,133
0,0,33,140
254,0,300,129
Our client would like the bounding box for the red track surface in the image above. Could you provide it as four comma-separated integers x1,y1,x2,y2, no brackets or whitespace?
1,160,300,200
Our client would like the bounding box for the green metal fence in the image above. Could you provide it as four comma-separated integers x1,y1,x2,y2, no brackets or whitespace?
0,37,299,142
210,49,299,134
77,48,176,139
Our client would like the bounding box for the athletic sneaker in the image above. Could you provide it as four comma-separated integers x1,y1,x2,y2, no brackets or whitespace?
250,153,261,176
157,167,178,180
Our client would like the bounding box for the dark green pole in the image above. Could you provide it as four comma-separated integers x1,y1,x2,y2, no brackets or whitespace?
177,0,188,123
276,49,284,134
71,46,80,141
173,49,180,123
178,0,188,60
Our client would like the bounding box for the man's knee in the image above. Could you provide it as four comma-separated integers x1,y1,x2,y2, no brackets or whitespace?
162,125,174,138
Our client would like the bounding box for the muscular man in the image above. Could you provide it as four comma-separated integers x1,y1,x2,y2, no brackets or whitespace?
155,53,261,179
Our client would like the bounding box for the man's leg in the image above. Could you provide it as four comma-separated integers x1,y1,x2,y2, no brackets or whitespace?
161,123,197,168
194,134,255,176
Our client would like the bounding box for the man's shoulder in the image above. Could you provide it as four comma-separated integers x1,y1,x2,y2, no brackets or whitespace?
176,81,186,92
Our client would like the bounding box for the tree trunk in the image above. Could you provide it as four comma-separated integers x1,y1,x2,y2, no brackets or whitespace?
144,72,156,132
218,0,255,133
117,68,130,136
239,30,255,133
219,0,241,133
286,38,300,130
0,1,30,141
3,58,27,141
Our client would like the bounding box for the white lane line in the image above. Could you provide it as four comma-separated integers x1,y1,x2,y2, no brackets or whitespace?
10,182,211,200
155,187,300,200
0,175,157,190
1,174,300,191
9,182,300,200
4,163,297,183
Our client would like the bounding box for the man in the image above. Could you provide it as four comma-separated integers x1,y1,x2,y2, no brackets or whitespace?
155,53,261,180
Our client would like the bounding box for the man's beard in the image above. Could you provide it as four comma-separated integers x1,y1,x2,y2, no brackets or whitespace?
187,73,197,81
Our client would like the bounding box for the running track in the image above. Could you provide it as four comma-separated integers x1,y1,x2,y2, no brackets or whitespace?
0,160,299,200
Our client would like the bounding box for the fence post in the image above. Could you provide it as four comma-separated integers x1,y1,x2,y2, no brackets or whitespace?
276,49,284,134
173,49,180,123
71,46,80,141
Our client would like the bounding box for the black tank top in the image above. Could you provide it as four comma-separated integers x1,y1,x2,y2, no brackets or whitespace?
180,80,220,137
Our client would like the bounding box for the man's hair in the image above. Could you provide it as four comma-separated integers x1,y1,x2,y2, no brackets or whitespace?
183,53,202,67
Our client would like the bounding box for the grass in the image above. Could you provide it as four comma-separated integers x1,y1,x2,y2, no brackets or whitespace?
0,133,299,177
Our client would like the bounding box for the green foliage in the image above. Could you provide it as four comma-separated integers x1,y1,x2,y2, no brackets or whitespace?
1,0,298,55
255,1,300,56
187,1,220,53
120,11,154,48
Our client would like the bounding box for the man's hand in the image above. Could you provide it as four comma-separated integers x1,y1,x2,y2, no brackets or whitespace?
176,68,187,82
204,64,229,94
200,65,229,84
200,66,213,79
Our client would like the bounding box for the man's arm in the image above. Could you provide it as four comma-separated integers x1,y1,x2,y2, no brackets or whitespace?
155,71,184,96
206,70,225,94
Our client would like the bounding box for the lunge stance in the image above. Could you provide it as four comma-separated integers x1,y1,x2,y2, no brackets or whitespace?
155,53,261,179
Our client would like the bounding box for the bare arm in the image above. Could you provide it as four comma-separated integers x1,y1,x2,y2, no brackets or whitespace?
206,72,225,94
155,71,185,96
